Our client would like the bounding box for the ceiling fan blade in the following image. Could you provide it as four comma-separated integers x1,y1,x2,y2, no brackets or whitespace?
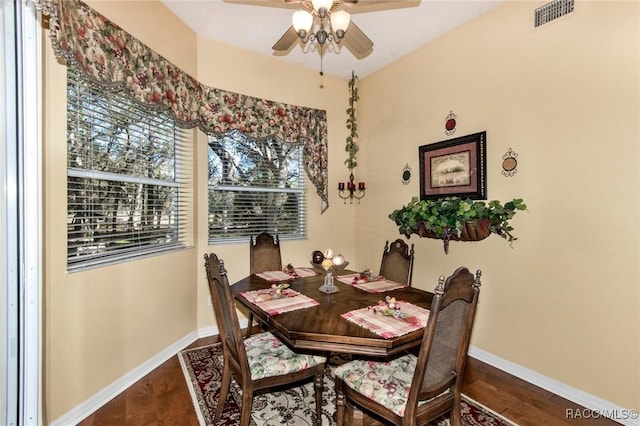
341,0,418,13
222,0,298,3
343,0,404,5
343,21,373,58
223,0,307,10
272,26,299,51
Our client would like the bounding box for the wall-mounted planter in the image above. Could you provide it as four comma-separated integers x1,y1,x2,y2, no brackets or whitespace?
417,219,491,242
389,197,527,254
416,219,491,254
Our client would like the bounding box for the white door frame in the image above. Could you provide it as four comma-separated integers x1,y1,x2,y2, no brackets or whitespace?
2,0,43,424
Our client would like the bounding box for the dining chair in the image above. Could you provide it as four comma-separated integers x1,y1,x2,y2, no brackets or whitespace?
204,253,326,426
379,238,415,286
334,267,482,426
247,231,283,336
250,231,282,274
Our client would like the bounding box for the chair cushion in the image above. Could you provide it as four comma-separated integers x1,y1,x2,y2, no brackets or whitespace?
244,332,326,380
334,354,417,416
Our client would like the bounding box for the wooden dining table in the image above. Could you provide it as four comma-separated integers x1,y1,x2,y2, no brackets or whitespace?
230,269,435,358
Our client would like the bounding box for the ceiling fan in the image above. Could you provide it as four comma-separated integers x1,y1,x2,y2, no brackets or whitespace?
231,0,405,59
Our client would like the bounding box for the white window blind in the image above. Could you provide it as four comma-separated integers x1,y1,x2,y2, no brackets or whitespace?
208,130,307,242
67,68,191,270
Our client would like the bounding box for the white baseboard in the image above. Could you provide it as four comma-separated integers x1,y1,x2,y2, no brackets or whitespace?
49,320,248,426
468,346,639,426
197,318,246,339
49,331,199,426
51,327,636,426
197,325,220,339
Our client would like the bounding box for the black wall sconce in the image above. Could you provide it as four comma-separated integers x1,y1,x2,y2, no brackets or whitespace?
338,172,365,204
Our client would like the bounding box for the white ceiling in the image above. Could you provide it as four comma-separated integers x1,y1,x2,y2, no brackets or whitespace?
162,0,503,80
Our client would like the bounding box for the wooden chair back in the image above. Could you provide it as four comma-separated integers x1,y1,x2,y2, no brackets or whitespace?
379,238,415,286
249,232,282,274
247,232,281,336
203,253,250,380
404,267,481,423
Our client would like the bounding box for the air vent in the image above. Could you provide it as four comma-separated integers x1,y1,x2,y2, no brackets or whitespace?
534,0,575,27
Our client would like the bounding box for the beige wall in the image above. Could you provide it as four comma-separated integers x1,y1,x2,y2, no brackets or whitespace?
43,0,639,422
355,0,639,409
43,1,199,421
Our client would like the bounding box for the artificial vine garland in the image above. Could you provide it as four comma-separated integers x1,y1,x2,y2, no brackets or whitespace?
345,71,359,171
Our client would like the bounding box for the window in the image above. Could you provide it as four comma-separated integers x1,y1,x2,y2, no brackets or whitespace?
208,130,306,242
67,68,191,270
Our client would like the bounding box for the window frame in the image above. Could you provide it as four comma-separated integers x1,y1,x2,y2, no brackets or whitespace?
66,68,192,271
207,131,307,244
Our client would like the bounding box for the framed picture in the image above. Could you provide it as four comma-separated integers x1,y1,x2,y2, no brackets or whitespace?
419,131,487,200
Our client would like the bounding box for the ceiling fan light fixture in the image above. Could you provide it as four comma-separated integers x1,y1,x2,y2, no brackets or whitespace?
330,10,350,39
269,0,376,87
292,10,313,35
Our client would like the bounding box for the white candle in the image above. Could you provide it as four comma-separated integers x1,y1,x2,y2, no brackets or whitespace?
323,248,334,259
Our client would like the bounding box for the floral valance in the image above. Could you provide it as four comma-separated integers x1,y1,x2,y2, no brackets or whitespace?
34,0,329,212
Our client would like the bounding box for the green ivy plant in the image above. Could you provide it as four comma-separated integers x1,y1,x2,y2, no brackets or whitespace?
345,71,359,171
389,197,527,253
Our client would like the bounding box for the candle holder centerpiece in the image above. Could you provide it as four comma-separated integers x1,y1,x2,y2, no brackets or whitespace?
311,248,348,294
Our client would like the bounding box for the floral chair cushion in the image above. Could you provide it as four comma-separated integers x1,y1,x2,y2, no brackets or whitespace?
334,354,420,417
244,332,326,380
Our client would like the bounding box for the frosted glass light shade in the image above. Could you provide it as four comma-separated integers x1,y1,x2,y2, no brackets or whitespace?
311,0,333,13
292,10,313,33
330,10,350,33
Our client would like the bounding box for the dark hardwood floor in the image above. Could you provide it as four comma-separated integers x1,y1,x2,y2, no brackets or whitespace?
77,334,620,426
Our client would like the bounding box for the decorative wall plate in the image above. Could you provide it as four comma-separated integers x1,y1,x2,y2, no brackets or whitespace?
502,148,518,177
445,111,457,135
402,164,411,185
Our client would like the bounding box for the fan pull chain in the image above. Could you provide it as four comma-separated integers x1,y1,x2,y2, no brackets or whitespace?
319,45,324,89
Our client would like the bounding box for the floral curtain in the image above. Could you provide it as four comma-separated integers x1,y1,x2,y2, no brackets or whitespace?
34,0,329,212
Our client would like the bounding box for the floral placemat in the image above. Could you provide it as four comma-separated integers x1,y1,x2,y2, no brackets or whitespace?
255,267,318,282
240,289,319,316
286,267,319,278
336,273,407,293
341,300,430,339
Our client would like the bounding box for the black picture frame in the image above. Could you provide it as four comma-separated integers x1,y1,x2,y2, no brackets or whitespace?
419,131,487,200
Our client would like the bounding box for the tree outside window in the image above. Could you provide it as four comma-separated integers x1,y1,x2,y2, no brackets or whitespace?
67,68,190,270
208,130,306,242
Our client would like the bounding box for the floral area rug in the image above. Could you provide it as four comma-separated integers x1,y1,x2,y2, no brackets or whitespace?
178,343,517,426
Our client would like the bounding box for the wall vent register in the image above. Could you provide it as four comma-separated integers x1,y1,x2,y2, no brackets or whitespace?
534,0,574,27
